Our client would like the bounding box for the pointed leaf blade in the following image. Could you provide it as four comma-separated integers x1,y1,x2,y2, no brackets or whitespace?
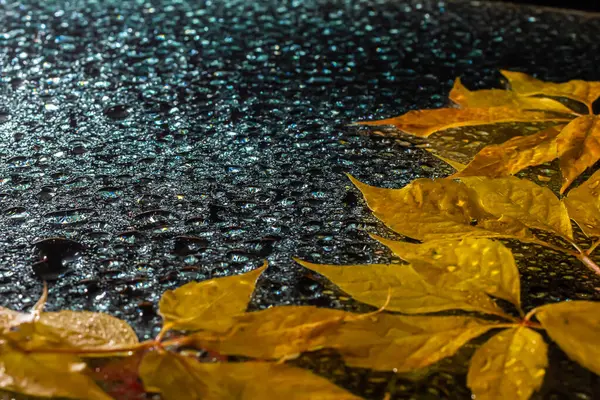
536,301,600,375
158,263,267,332
373,236,521,306
139,353,362,400
556,115,600,193
348,175,531,241
564,169,600,237
467,327,548,400
355,107,569,137
296,259,505,315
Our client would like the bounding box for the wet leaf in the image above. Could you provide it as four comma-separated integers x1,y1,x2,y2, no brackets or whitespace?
449,78,574,114
563,169,600,237
0,341,112,400
467,327,548,400
191,306,348,359
139,352,361,400
536,301,600,375
372,236,520,306
454,125,563,178
501,70,600,110
556,115,600,193
429,151,467,171
348,175,531,241
331,313,497,371
459,176,573,239
296,259,506,316
159,263,267,332
355,106,568,137
11,311,139,353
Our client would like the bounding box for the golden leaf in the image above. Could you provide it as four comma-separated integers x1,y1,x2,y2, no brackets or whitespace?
11,311,139,353
449,78,575,114
0,341,112,400
355,106,568,137
454,125,563,178
563,169,600,237
428,151,467,172
459,176,573,239
139,352,361,400
556,115,600,193
331,313,497,371
501,70,600,110
536,301,600,375
159,263,267,332
372,236,520,306
467,327,548,400
348,175,531,241
191,306,348,359
296,259,506,316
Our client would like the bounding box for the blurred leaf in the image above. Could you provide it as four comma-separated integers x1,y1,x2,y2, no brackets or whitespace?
459,176,573,239
449,78,574,114
373,236,520,306
563,169,600,237
191,306,348,359
467,327,547,400
556,115,600,193
536,301,600,375
139,352,361,400
296,259,506,316
501,70,600,110
159,263,267,332
0,341,112,400
348,175,531,241
355,107,567,137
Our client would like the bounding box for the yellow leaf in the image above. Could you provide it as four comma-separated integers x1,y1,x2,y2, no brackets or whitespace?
459,176,573,239
428,151,467,172
0,341,112,400
372,236,520,306
454,125,563,178
563,169,600,237
139,353,362,400
536,301,600,375
331,313,497,371
556,115,600,193
501,70,600,110
449,78,575,114
191,306,348,359
355,106,569,137
296,259,506,316
348,175,531,241
11,311,139,353
159,263,267,332
467,327,548,400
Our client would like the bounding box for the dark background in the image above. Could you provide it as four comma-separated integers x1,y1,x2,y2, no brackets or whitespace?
493,0,600,12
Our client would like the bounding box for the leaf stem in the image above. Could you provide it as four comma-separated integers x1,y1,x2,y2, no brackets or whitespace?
586,239,600,256
576,253,600,276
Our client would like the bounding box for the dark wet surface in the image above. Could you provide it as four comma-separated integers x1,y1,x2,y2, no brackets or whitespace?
0,0,599,398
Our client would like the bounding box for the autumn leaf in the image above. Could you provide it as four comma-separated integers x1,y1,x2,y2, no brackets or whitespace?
454,125,563,178
139,353,361,400
467,327,547,400
372,236,521,306
191,306,348,359
9,311,139,353
355,107,568,137
158,263,267,332
449,78,574,114
296,259,508,316
501,70,600,111
348,175,531,241
555,115,600,193
331,313,497,372
459,176,573,240
535,301,600,375
0,341,112,400
563,169,600,237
